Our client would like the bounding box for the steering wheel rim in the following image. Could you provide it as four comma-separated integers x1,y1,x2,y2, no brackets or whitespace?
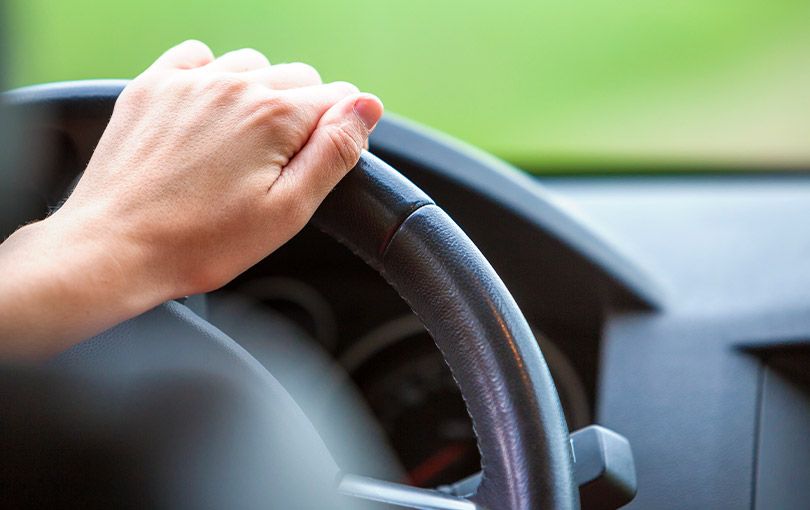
2,80,578,510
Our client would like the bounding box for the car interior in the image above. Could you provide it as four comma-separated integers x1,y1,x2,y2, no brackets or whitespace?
2,72,809,509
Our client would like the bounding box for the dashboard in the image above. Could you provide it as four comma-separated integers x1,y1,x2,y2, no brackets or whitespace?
214,116,810,508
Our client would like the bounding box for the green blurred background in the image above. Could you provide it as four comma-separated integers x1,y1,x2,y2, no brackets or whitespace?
6,0,810,172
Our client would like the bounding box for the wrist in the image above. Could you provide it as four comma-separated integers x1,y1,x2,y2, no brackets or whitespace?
42,207,174,305
0,209,173,358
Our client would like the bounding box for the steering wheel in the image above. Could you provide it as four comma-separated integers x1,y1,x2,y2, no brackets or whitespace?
2,81,578,510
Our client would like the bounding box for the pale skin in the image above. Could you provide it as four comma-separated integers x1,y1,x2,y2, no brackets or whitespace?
0,40,384,360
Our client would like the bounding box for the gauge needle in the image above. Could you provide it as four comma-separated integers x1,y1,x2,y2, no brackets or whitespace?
407,441,470,487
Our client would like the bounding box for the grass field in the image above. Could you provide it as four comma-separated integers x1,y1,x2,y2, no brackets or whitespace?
6,0,810,171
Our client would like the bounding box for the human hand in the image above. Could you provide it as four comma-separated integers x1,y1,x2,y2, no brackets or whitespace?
62,39,383,296
0,40,383,358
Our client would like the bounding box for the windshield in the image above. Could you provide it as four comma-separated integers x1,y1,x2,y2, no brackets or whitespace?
6,0,809,172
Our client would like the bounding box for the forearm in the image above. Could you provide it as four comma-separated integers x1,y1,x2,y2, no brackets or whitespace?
0,210,170,360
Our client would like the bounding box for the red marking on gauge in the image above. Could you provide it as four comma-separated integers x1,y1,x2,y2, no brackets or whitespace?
407,441,470,487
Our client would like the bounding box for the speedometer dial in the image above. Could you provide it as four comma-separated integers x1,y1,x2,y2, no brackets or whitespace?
343,314,590,488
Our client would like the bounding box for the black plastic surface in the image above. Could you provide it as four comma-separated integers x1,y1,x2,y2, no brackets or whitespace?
549,176,810,509
753,347,810,509
572,426,636,510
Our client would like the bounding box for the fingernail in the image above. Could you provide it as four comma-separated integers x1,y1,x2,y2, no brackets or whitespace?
353,95,383,131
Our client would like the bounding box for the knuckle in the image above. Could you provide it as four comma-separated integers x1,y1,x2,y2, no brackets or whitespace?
204,73,249,96
177,39,214,62
288,62,321,83
180,39,208,52
232,48,270,64
325,122,362,169
254,94,295,120
331,80,360,95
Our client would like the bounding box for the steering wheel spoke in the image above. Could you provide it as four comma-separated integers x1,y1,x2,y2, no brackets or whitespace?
338,473,480,510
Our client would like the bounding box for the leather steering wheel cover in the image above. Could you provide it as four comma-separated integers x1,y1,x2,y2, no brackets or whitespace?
387,206,576,510
3,81,578,510
314,154,578,510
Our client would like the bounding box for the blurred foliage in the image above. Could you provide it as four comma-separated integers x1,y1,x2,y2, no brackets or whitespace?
6,0,810,171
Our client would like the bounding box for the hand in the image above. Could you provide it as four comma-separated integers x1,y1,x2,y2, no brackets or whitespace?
0,40,383,358
64,39,383,295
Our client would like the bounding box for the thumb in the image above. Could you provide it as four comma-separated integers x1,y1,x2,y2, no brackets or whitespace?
272,93,383,210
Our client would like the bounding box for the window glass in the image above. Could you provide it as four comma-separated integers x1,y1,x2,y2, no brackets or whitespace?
7,0,810,172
